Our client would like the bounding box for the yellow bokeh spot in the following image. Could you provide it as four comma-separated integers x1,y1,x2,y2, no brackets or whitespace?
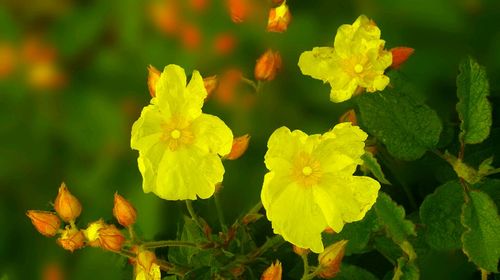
302,166,313,176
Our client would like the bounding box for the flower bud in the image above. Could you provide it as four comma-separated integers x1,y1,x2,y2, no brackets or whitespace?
135,249,161,280
338,109,358,126
267,1,291,33
57,227,85,252
225,134,250,160
26,210,61,237
84,220,105,247
323,227,336,234
390,47,414,69
227,0,251,23
254,49,282,81
261,260,282,280
318,240,348,279
113,193,137,227
147,65,161,98
98,224,126,251
292,245,309,256
54,182,82,222
203,75,218,99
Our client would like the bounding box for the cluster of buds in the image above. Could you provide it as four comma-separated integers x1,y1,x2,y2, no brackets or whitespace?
27,183,137,254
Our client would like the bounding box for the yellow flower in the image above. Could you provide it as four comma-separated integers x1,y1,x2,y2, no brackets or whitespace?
298,15,392,103
131,64,233,200
135,250,161,280
261,123,380,253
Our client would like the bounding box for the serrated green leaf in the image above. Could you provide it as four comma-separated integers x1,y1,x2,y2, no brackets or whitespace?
420,181,465,251
361,152,391,185
335,264,379,280
393,257,420,280
474,179,500,208
168,217,205,266
456,57,492,144
357,73,442,161
374,192,416,244
374,236,403,264
323,209,378,255
461,191,500,272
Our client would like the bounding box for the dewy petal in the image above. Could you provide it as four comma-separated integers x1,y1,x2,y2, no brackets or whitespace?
131,105,165,150
314,174,380,232
262,171,327,253
264,127,308,172
153,147,224,200
191,114,233,156
155,65,207,121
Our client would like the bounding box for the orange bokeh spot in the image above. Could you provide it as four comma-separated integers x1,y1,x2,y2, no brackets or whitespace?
213,33,237,55
180,24,202,50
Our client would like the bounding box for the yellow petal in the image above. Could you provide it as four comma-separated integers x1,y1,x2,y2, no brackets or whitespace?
262,171,327,253
329,76,358,103
264,127,308,172
191,114,233,156
131,105,165,150
298,47,342,83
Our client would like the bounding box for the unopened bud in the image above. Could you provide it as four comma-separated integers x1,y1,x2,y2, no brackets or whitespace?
203,75,218,99
390,47,414,69
261,260,282,280
323,227,336,234
54,182,82,223
113,193,137,227
267,1,291,33
255,50,282,81
147,65,161,97
97,224,126,251
292,245,309,256
57,227,85,252
226,134,250,160
135,249,161,280
26,210,61,237
318,240,348,279
339,109,357,126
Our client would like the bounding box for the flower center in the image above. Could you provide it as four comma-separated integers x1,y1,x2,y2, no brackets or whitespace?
170,129,181,139
354,64,364,73
302,166,313,176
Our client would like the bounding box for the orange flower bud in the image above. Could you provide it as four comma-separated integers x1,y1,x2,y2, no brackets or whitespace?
26,210,61,237
98,224,126,251
57,227,85,252
390,47,414,69
318,240,348,279
135,249,161,280
267,1,291,33
254,49,282,81
54,182,82,222
323,227,336,234
338,109,358,126
261,260,282,280
203,75,218,99
147,65,161,98
113,193,137,227
365,145,378,155
292,245,309,256
227,0,251,23
225,134,250,160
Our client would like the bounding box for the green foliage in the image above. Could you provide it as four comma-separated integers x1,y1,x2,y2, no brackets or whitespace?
361,152,391,185
374,192,416,244
420,181,465,251
456,57,492,144
335,264,379,280
393,257,419,280
357,73,442,161
461,191,500,272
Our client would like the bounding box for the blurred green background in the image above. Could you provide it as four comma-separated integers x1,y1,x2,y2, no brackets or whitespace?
1,0,500,279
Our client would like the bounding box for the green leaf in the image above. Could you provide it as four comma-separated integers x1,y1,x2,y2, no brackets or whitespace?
168,217,205,266
420,181,465,250
456,57,492,144
443,152,482,184
335,264,379,280
478,157,495,177
474,179,500,208
323,209,378,255
374,192,416,244
461,191,500,272
357,73,442,161
393,257,419,280
361,152,391,185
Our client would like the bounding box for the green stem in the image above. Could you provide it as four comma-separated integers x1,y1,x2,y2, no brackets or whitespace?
214,193,227,231
249,235,285,260
185,200,204,230
248,201,263,215
302,266,322,280
300,254,309,280
241,76,259,92
142,240,200,249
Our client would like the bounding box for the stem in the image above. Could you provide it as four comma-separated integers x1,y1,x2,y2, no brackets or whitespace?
249,235,285,260
300,254,309,280
248,201,263,215
480,269,488,280
302,267,322,280
241,76,259,92
142,240,200,249
128,226,136,243
185,200,204,230
214,193,227,231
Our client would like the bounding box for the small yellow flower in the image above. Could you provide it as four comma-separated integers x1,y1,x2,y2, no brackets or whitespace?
131,64,234,200
298,15,392,103
262,123,380,253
